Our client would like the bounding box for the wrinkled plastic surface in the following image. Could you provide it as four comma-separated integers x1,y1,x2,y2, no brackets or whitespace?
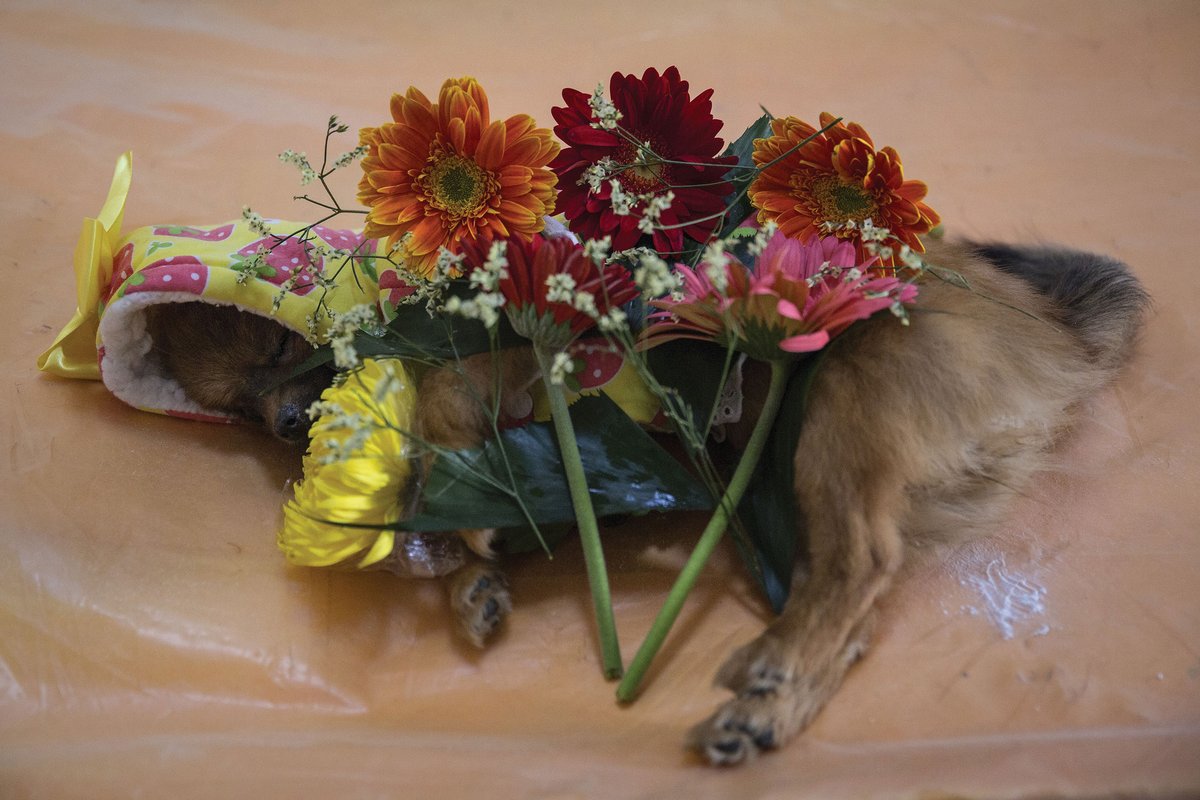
378,533,466,579
2,1,1199,797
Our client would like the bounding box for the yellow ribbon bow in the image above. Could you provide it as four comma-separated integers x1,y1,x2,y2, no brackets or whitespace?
37,151,133,379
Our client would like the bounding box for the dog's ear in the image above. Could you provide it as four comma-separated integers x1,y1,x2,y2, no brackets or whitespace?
144,302,253,413
145,302,222,359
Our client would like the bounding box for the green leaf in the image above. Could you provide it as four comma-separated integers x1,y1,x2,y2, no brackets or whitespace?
736,352,823,612
726,226,759,240
500,522,573,555
396,394,712,533
355,257,379,283
370,285,524,362
722,113,773,176
644,340,731,433
717,113,774,240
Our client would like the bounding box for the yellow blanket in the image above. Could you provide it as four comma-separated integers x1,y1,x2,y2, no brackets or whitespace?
37,153,381,420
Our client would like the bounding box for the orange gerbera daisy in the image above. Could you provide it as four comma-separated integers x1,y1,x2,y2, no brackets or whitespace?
357,77,560,277
748,113,939,265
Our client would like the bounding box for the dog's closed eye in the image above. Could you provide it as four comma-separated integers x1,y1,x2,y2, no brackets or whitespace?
267,330,291,368
267,330,312,371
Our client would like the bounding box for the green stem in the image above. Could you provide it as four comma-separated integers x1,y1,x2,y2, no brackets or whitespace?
617,358,792,702
535,346,623,679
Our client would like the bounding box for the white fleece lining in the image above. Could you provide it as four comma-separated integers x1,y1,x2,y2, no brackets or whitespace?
97,292,293,419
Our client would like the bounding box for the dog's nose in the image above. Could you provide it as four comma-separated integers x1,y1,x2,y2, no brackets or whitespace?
274,403,308,443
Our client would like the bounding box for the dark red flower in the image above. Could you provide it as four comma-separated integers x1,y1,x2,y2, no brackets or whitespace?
462,235,638,348
550,67,737,255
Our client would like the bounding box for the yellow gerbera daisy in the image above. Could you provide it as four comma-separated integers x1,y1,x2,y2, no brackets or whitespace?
278,358,417,569
357,77,560,277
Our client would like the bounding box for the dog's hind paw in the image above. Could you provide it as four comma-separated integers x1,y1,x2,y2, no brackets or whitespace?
449,565,512,648
714,633,792,696
687,694,784,765
692,614,876,765
688,635,802,764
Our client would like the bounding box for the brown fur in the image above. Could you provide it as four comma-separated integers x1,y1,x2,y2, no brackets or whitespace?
687,239,1145,762
413,346,541,644
145,238,1148,765
146,303,333,444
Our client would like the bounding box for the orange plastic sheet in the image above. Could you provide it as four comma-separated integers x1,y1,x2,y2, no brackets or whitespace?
3,1,1199,797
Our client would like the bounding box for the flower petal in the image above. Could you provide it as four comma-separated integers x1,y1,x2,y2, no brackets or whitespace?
778,331,830,353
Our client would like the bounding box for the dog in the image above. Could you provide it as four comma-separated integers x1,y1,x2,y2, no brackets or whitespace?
146,237,1148,765
145,302,335,444
145,301,530,645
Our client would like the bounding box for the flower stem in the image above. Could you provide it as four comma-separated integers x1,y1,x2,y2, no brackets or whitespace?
616,358,792,702
535,346,623,679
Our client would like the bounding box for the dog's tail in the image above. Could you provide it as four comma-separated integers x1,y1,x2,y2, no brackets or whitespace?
972,243,1151,372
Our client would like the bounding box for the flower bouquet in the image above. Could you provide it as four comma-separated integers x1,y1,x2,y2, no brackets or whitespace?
46,66,943,699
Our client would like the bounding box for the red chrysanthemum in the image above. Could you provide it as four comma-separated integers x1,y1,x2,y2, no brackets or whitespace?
462,235,639,349
550,66,737,256
749,113,940,266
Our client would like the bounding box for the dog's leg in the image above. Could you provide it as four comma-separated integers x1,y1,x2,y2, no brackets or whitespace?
417,348,540,646
689,346,912,764
448,557,513,647
417,347,540,449
686,242,1147,764
688,475,904,764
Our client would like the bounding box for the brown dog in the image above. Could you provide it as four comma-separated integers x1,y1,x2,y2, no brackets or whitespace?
146,302,334,444
146,238,1147,764
144,301,529,645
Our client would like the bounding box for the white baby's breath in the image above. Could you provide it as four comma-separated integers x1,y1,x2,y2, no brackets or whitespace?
372,361,407,403
700,240,731,293
588,85,623,131
609,180,635,216
333,145,368,169
444,292,504,329
545,273,578,304
597,307,628,334
633,253,680,299
548,351,576,385
579,157,617,194
638,191,675,235
241,206,271,236
279,149,318,186
328,304,380,370
572,290,598,319
744,220,779,258
582,236,612,265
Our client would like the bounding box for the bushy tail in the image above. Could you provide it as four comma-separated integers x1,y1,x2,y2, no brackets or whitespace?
972,243,1151,372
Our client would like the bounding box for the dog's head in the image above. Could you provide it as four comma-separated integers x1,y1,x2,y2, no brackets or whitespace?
146,303,334,444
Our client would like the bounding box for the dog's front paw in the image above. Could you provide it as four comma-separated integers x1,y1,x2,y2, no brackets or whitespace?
449,564,512,647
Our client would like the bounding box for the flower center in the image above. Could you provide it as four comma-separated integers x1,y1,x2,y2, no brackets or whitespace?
420,152,495,219
803,174,878,229
615,137,670,194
